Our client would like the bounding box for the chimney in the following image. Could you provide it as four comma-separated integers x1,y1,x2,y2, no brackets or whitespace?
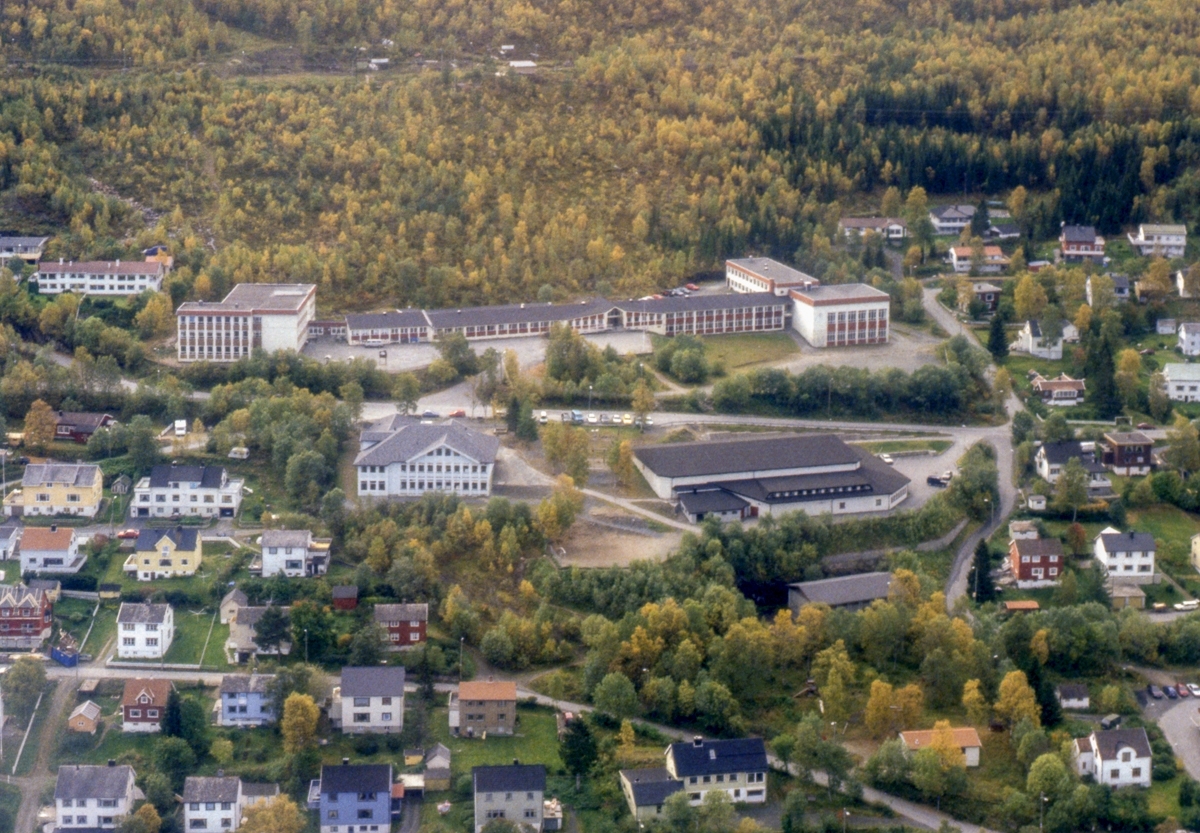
50,524,57,533
108,759,116,767
692,736,703,747
343,758,350,765
513,759,519,766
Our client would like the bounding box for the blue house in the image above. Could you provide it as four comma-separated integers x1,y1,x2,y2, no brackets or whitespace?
316,761,392,833
218,674,276,727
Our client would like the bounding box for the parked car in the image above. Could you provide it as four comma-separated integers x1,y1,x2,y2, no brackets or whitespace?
1100,714,1122,730
1137,422,1154,430
685,283,699,291
539,411,549,424
1178,682,1191,697
879,453,894,465
448,409,466,418
1166,685,1179,699
1174,599,1199,611
421,410,439,418
622,413,633,425
116,529,140,540
1148,685,1164,699
1188,683,1200,697
1139,348,1156,356
600,413,611,424
927,475,949,487
587,413,599,424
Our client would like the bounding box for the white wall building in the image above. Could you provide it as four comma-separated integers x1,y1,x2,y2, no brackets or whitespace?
1074,729,1152,787
183,777,242,832
0,236,48,266
116,602,175,659
55,764,140,831
335,666,406,734
1180,323,1200,356
176,283,317,363
1013,320,1078,360
131,464,244,519
259,529,329,577
1162,363,1200,402
355,416,500,499
788,283,891,348
725,257,819,296
664,737,769,805
1128,224,1186,258
19,525,86,574
1094,528,1156,584
34,260,165,296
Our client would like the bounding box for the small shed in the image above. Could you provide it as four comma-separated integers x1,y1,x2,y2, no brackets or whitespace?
1158,318,1178,335
332,585,359,611
1027,494,1047,511
1057,683,1090,711
1003,600,1040,614
1111,582,1146,610
110,474,132,496
78,679,99,697
1008,521,1038,541
67,700,102,734
398,773,424,797
544,798,563,831
404,748,424,767
220,588,248,624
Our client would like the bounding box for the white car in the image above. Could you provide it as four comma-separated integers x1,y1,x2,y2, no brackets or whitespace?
879,453,894,465
1189,683,1200,697
587,413,599,424
538,410,549,424
622,413,633,425
1174,599,1200,612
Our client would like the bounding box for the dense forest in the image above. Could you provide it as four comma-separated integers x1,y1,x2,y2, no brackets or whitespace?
2,0,1200,310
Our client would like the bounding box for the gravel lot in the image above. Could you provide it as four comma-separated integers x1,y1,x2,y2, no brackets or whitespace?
775,325,944,376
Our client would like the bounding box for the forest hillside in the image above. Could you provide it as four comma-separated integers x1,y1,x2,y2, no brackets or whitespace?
2,0,1200,308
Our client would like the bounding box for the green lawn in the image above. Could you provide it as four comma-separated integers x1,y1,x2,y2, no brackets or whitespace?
1149,772,1184,821
161,608,220,665
0,781,19,833
854,439,953,455
428,704,564,776
13,681,58,776
699,331,799,371
81,606,118,656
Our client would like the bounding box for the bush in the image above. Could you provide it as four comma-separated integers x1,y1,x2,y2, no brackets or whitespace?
58,575,98,592
353,735,380,755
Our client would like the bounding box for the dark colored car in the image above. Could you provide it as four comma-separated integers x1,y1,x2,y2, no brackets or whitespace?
1137,422,1154,430
927,475,949,487
1148,685,1164,699
1166,685,1179,699
421,410,439,418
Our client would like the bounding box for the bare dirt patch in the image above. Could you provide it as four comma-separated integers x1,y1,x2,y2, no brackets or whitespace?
557,520,682,568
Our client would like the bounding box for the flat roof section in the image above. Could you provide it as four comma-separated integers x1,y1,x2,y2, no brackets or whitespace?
726,257,818,287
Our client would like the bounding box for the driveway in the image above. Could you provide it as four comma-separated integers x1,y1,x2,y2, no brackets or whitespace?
1153,696,1200,779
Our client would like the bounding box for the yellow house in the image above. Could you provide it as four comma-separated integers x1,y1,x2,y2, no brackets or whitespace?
3,463,104,518
124,527,202,580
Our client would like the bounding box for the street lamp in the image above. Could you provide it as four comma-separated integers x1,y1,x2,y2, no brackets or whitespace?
1039,792,1048,831
588,385,593,410
459,636,465,681
304,628,309,663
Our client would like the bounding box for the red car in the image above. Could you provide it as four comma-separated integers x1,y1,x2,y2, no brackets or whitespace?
1137,422,1154,430
1179,682,1192,697
116,528,140,540
685,283,699,291
447,409,466,418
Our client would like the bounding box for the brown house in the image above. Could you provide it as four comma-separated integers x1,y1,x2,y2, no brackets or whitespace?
374,603,428,648
67,700,102,734
1101,432,1153,476
332,585,359,611
1009,538,1064,587
121,678,173,733
450,679,518,737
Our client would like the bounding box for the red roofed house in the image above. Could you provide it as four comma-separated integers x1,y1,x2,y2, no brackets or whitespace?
900,727,982,767
122,678,173,733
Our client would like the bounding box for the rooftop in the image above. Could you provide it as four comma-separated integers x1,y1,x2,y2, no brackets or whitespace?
37,260,163,276
725,257,818,286
1062,225,1100,243
789,572,892,608
261,529,313,549
55,764,134,801
121,678,172,707
899,727,982,750
354,419,500,468
21,463,101,488
116,603,171,625
177,283,315,314
458,680,518,702
320,763,392,796
1103,431,1152,445
135,527,199,552
633,433,861,480
345,309,431,330
1057,683,1089,699
183,776,240,804
20,526,75,551
1164,363,1200,382
1092,728,1152,761
620,768,684,806
218,674,275,695
473,764,546,793
667,737,769,777
789,282,891,304
1097,528,1156,552
1012,538,1064,557
340,666,407,697
147,464,228,489
374,603,429,622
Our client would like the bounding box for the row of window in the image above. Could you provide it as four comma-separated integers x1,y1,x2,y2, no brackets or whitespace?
685,772,765,785
60,816,117,825
482,791,537,801
351,713,396,722
123,637,160,646
123,623,161,631
351,697,396,706
141,493,233,503
35,493,84,502
188,819,233,828
360,481,487,492
464,713,507,722
61,799,118,808
326,810,377,820
187,802,234,811
127,708,161,717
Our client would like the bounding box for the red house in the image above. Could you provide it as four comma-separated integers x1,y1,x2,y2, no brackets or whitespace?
121,678,173,733
54,411,116,444
373,603,428,648
1009,538,1064,587
0,584,53,649
332,585,359,611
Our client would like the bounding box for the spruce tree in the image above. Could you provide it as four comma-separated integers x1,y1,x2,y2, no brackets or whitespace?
987,313,1009,360
969,539,997,603
162,689,183,737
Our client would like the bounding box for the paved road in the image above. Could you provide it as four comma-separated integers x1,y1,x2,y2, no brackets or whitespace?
1153,695,1200,780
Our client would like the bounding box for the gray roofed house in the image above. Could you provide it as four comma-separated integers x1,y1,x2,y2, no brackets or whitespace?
1093,728,1152,759
355,420,501,468
219,674,275,695
426,298,614,332
1057,683,1090,709
225,605,291,663
635,434,859,480
148,464,227,490
320,762,393,795
472,765,546,792
788,572,893,613
345,309,431,331
1062,224,1099,243
220,588,248,624
1094,527,1157,584
134,526,199,552
374,603,429,624
426,743,452,769
116,602,171,624
619,768,684,817
178,283,316,314
0,236,49,262
340,665,407,698
55,763,138,802
676,490,749,523
666,737,769,777
260,529,314,549
354,417,501,500
183,775,241,804
1098,530,1156,553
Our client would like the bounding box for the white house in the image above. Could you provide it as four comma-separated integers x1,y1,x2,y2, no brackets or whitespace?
1094,528,1156,584
176,283,317,363
355,416,500,500
1033,441,1111,494
930,205,975,235
131,464,244,519
664,737,769,805
183,777,242,832
1180,323,1200,356
948,245,1008,274
1163,363,1200,402
1013,320,1078,360
116,602,175,659
1128,224,1186,258
259,529,329,578
35,259,165,296
838,217,908,241
19,525,86,574
1087,274,1131,306
1074,728,1152,787
54,764,140,830
1057,684,1090,711
333,666,406,734
725,257,819,295
788,282,891,348
899,727,982,767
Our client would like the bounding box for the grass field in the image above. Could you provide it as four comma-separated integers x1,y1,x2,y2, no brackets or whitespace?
427,704,564,775
855,439,953,455
700,332,799,371
13,681,58,776
81,606,118,655
0,780,20,833
161,608,220,666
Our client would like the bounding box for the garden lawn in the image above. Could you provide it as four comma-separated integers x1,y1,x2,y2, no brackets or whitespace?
1149,772,1184,821
13,681,58,776
0,781,20,833
427,705,564,776
699,332,799,371
80,606,118,656
55,597,98,644
160,608,218,665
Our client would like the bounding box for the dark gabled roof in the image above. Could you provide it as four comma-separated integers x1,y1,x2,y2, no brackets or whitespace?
54,411,113,432
473,764,546,793
116,602,170,624
219,674,275,695
1062,225,1099,243
620,768,684,806
340,666,407,697
183,776,240,803
1012,538,1064,558
320,763,392,796
1039,441,1088,466
345,309,431,330
135,527,199,552
22,463,101,488
148,464,226,489
221,588,248,608
677,490,749,515
1093,728,1151,761
354,420,500,467
667,738,768,777
260,529,313,549
789,572,892,607
711,449,910,504
633,433,860,480
931,204,975,220
55,765,134,801
1098,530,1156,553
1108,274,1131,290
1057,683,1089,700
426,298,612,330
1104,431,1152,446
374,603,428,622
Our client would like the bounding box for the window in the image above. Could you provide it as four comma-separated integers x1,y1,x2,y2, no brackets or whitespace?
123,638,135,646
382,713,392,721
62,801,73,809
357,811,372,820
381,697,392,705
353,713,370,722
524,810,537,819
1110,769,1119,779
220,803,232,811
99,800,116,808
148,709,159,718
1132,768,1142,777
328,811,338,819
353,697,370,707
205,804,216,812
129,709,141,717
220,821,231,828
190,821,207,829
